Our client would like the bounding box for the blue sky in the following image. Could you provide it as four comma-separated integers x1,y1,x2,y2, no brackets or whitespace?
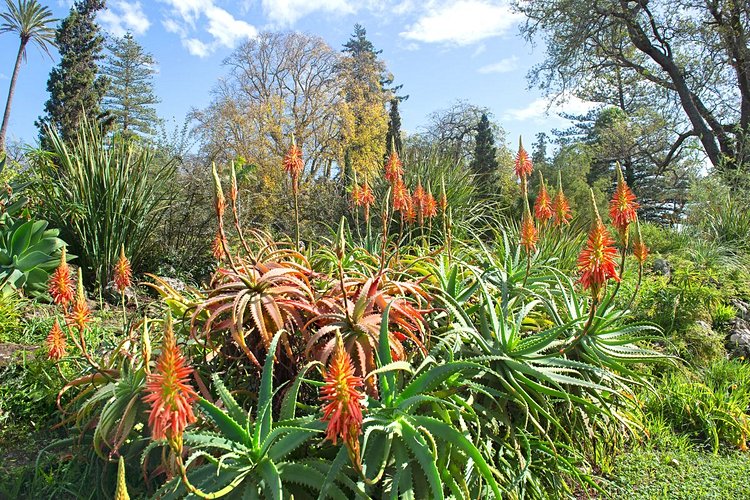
0,0,596,149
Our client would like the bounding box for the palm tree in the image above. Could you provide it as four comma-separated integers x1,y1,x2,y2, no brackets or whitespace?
0,0,56,153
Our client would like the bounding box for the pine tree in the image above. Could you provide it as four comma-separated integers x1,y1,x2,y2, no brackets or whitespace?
469,113,498,188
384,98,402,158
102,33,160,137
37,0,107,142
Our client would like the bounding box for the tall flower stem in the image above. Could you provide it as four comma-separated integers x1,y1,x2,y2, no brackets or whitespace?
293,184,301,250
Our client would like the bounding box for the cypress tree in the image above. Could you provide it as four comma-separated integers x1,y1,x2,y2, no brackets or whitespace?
384,98,402,158
37,0,108,142
102,33,160,138
470,113,499,187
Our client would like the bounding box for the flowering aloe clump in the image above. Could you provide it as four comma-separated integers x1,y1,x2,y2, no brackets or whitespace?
578,192,620,300
46,319,67,361
514,137,533,182
551,172,573,227
384,150,403,184
113,245,132,293
534,172,553,223
66,269,91,333
143,314,198,453
609,164,639,241
48,247,74,307
321,340,365,466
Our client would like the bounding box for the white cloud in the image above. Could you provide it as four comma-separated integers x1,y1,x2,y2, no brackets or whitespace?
183,38,210,57
261,0,356,26
159,0,257,57
100,1,151,37
503,95,599,123
478,55,518,74
400,0,522,45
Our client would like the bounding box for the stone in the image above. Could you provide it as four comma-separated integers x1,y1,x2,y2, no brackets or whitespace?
652,258,671,278
726,318,750,360
103,280,137,305
730,299,750,321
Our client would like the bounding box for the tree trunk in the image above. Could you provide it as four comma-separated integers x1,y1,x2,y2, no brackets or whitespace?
0,39,27,154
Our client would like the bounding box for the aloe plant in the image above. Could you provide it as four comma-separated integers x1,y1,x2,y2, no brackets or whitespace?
155,332,360,499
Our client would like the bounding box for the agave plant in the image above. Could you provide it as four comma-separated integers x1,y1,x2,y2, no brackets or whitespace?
154,332,360,499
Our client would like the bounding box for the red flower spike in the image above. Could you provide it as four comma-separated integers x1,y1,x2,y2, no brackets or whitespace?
48,246,74,307
384,150,403,184
113,245,132,294
143,314,198,453
320,342,364,464
66,268,91,333
534,172,553,223
577,191,620,299
609,164,639,236
46,319,67,361
514,137,533,180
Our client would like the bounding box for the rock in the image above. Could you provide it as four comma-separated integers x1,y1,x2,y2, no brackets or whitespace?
157,276,189,293
726,318,750,360
731,299,750,321
103,280,137,305
652,258,671,278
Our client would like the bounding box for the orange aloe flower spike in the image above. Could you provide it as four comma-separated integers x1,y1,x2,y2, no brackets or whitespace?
320,339,365,466
514,136,533,181
283,135,304,188
143,313,198,453
48,246,74,307
632,217,649,265
113,245,132,294
577,190,620,300
520,195,538,255
66,268,91,333
609,163,639,239
46,319,67,361
533,172,553,223
551,170,573,227
384,150,403,184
